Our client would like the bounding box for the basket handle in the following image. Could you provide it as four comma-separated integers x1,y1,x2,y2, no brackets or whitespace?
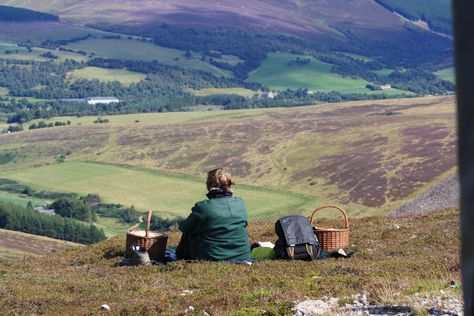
310,205,349,229
145,209,152,238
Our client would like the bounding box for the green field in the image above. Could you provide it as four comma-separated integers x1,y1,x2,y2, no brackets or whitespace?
190,87,256,97
0,191,45,207
0,87,8,96
95,215,135,238
67,66,146,85
373,68,394,76
1,42,87,62
65,38,233,77
435,67,455,83
3,162,314,219
248,52,409,94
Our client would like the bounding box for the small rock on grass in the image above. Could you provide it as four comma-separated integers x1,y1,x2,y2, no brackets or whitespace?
100,304,111,311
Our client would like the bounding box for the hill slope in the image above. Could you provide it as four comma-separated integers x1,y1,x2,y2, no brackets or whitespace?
0,0,439,41
0,96,457,217
0,208,461,314
0,228,79,259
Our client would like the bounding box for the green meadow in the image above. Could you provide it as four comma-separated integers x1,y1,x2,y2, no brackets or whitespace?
435,67,455,83
0,191,45,208
67,67,146,86
190,87,256,97
3,162,314,219
65,38,233,77
247,52,410,94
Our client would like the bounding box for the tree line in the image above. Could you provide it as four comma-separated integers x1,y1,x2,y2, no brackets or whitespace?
0,201,106,244
0,5,59,22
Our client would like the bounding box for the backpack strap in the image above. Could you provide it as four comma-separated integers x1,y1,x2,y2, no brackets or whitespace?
306,244,315,260
286,246,295,259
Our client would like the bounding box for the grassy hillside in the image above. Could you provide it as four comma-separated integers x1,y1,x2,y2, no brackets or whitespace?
0,208,461,314
247,53,411,94
0,96,457,217
0,191,44,207
0,0,408,42
190,87,255,97
67,66,146,86
435,67,455,83
0,228,79,259
3,162,314,219
65,37,233,77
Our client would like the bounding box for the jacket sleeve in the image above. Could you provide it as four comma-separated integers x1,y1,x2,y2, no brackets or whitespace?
179,204,202,234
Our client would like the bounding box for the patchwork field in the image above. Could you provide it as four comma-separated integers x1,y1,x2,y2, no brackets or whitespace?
2,162,314,219
67,66,146,86
248,53,411,94
0,228,79,259
0,96,457,218
65,38,233,77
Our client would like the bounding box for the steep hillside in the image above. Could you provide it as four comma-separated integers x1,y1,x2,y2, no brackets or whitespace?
0,96,457,217
0,208,461,314
0,0,440,41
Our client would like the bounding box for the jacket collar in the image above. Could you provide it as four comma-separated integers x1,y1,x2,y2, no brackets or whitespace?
206,188,233,199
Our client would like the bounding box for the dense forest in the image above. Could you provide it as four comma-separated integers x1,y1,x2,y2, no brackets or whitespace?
374,0,452,34
0,201,106,244
0,5,59,22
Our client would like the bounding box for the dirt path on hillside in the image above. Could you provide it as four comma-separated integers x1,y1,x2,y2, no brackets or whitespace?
389,173,459,217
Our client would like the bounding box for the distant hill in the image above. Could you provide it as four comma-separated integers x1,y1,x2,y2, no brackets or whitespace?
0,5,59,22
0,0,448,41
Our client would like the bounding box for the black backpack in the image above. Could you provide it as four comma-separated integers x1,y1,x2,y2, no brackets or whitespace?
274,215,321,260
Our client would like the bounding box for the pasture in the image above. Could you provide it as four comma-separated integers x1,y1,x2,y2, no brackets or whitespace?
65,38,233,77
67,66,146,85
0,41,87,62
0,191,44,207
2,162,314,219
247,52,410,94
190,87,256,97
435,67,455,83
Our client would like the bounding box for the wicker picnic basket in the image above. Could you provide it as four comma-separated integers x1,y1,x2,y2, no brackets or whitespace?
125,210,168,261
310,205,350,252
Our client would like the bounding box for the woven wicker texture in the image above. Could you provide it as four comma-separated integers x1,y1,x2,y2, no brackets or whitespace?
310,205,350,252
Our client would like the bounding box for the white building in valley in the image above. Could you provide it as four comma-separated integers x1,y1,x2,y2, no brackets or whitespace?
87,97,120,105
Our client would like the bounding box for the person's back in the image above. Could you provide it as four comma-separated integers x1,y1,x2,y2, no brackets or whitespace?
176,168,250,261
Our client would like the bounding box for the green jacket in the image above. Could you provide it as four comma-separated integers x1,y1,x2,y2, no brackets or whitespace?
177,195,250,261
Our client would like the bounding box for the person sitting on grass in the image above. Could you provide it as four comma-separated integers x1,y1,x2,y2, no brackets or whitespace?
176,168,251,261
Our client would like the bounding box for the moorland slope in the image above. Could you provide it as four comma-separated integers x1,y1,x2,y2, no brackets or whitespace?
0,96,457,218
0,0,406,40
